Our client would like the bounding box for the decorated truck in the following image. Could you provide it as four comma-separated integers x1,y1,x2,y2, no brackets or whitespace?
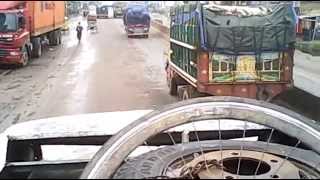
0,1,65,67
165,3,296,101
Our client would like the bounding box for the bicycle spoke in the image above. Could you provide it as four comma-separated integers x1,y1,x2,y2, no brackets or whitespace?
236,121,247,179
273,140,301,176
218,118,224,178
167,132,194,178
254,128,275,178
190,113,209,172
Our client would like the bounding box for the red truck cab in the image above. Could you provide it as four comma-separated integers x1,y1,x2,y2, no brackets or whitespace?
0,1,65,67
0,2,30,66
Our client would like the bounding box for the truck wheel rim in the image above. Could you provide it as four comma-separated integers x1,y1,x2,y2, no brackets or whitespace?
21,48,29,66
113,141,319,179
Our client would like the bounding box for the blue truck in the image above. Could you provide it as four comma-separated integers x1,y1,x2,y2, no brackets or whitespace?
123,3,150,38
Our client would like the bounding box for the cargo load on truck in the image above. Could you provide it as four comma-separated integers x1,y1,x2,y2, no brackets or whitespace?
123,3,150,38
166,3,296,100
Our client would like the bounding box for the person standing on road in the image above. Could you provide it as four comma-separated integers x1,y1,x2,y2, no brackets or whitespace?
76,22,83,42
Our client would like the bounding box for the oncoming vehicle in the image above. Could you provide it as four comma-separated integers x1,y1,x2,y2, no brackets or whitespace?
87,5,98,32
82,3,89,17
113,2,127,18
96,5,109,19
0,97,320,179
113,6,124,18
123,3,150,38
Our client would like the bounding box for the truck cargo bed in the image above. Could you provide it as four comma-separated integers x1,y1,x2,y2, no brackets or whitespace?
26,1,65,36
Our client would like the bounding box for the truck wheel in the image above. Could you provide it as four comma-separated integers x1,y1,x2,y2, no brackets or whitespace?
57,30,62,45
20,46,29,67
257,87,272,102
178,85,202,101
49,31,59,46
32,37,42,58
178,86,191,100
54,31,60,45
168,76,178,96
48,32,54,45
112,141,308,179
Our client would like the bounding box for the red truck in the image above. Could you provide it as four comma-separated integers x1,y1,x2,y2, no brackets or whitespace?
0,1,65,67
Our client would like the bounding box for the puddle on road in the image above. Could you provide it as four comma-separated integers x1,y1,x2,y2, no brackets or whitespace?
64,32,97,113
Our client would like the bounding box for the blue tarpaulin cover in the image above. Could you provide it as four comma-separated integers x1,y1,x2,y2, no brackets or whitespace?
123,4,150,26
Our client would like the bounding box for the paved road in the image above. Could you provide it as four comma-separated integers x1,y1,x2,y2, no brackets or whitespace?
0,17,176,132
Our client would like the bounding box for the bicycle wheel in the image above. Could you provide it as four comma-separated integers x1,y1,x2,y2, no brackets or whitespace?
81,96,320,179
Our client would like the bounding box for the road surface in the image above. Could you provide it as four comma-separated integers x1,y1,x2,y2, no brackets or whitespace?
0,17,176,132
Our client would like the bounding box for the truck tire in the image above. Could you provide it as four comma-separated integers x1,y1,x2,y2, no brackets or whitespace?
48,32,54,45
178,86,190,100
81,97,320,179
178,85,205,101
168,76,178,96
49,31,60,46
31,37,42,58
19,46,29,67
57,30,62,45
257,86,272,102
112,141,312,179
178,85,194,100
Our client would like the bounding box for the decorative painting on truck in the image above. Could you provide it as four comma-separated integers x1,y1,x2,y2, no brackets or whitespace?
258,52,281,82
210,52,281,82
235,55,258,81
210,53,235,82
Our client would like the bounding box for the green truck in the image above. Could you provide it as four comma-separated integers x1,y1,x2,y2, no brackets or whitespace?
165,3,297,101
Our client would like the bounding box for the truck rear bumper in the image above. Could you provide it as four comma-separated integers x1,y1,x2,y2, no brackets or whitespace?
127,32,149,36
167,60,292,100
126,26,149,35
198,82,292,100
